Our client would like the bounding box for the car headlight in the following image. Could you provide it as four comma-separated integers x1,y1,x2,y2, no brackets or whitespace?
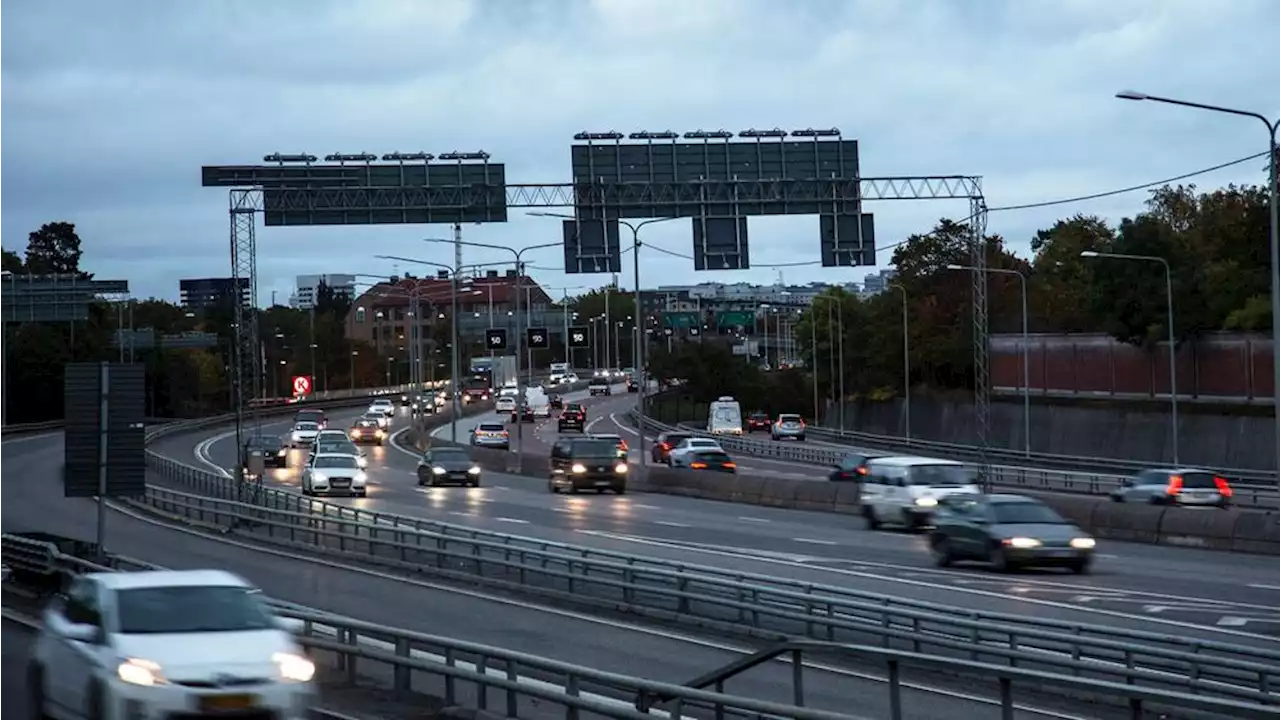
571,463,587,474
273,652,316,683
277,449,288,456
432,466,447,475
312,473,328,484
1070,537,1096,550
376,429,386,437
291,432,302,441
117,658,165,686
615,463,628,474
914,496,938,508
356,456,367,468
468,466,481,475
354,471,367,484
1006,537,1042,549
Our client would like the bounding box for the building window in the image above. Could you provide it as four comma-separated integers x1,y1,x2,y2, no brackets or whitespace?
355,307,366,324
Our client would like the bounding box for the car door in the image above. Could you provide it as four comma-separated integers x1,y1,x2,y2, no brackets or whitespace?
860,466,885,512
417,451,433,481
940,497,983,556
55,578,106,715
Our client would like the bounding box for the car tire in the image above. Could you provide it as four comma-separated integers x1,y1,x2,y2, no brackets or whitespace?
862,505,881,530
86,680,106,720
1069,559,1091,575
614,485,626,495
27,662,50,720
797,435,805,442
355,491,367,498
990,548,1011,573
470,480,481,487
930,536,953,567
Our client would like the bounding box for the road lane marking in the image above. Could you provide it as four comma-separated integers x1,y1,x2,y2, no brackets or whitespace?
793,538,839,546
1248,583,1280,591
738,516,771,523
99,500,1087,719
496,517,530,524
655,521,690,528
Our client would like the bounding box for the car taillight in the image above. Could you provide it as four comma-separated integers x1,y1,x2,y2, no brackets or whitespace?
619,441,628,451
1167,475,1183,495
856,466,868,475
723,462,736,469
1214,476,1233,497
690,462,707,469
501,431,509,438
660,442,670,450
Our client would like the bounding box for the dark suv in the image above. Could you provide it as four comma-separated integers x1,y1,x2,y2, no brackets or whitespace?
548,438,627,494
651,431,692,464
559,403,586,432
746,412,771,432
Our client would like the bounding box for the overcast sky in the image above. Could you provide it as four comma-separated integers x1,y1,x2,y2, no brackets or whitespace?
3,0,1277,303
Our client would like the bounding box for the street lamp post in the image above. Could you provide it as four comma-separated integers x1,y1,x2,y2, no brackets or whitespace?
1116,90,1278,480
949,264,1030,456
1082,250,1179,464
421,238,561,472
808,296,843,426
890,284,912,444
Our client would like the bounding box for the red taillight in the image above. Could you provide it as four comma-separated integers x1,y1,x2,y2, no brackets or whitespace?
619,440,629,451
723,462,736,469
856,466,868,475
1214,477,1233,497
1168,475,1183,495
660,442,670,450
690,462,708,469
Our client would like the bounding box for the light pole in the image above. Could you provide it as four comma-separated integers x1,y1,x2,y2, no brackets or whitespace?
421,238,560,472
890,284,912,444
808,295,843,426
349,350,357,393
1082,250,1179,464
949,264,1030,456
1116,90,1279,480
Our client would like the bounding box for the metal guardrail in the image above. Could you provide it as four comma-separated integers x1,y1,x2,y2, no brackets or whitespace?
0,534,858,720
635,414,1280,509
109,475,1280,707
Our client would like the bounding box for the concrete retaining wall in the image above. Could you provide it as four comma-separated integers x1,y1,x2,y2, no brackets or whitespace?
827,394,1276,471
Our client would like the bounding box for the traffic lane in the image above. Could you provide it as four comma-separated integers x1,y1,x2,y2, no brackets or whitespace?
3,621,34,719
1,450,990,718
428,382,630,447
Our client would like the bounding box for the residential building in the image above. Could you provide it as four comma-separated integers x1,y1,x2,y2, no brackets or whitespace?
290,273,357,309
860,269,897,295
179,277,248,311
344,270,563,353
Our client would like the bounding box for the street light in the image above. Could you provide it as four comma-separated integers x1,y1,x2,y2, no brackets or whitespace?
949,264,1031,456
1081,250,1180,464
421,238,561,472
890,284,912,444
1116,89,1279,481
808,295,844,427
528,211,680,464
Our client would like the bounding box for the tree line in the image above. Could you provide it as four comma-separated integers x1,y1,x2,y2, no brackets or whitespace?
793,182,1273,404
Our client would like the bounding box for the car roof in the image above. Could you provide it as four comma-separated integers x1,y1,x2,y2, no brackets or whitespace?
89,569,251,591
867,455,964,468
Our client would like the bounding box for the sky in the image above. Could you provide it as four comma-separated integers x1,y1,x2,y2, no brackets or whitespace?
3,0,1277,304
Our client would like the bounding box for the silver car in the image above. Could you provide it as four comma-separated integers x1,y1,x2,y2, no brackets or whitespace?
1110,468,1231,507
771,414,807,441
470,422,510,450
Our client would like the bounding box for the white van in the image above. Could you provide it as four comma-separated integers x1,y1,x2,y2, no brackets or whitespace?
525,386,552,417
549,362,571,383
859,456,981,531
706,396,743,436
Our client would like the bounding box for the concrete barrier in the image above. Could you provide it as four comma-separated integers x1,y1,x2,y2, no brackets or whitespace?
1157,507,1242,551
1230,512,1280,555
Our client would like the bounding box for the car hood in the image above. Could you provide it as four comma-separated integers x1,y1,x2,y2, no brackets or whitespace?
113,629,297,681
293,429,318,436
992,523,1082,541
311,468,362,478
432,459,475,471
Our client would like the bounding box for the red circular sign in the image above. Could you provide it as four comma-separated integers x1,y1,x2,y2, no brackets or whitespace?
292,375,312,396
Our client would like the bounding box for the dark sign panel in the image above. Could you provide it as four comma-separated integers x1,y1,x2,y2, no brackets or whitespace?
691,217,750,271
562,219,622,275
64,363,147,499
571,140,859,185
526,328,550,349
485,328,508,351
567,326,589,348
819,213,877,267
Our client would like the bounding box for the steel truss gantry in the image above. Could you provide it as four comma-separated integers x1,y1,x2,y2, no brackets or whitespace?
224,174,992,480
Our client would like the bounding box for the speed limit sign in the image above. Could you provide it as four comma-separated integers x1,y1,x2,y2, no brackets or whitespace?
485,328,508,350
567,325,589,348
291,375,312,397
526,327,550,349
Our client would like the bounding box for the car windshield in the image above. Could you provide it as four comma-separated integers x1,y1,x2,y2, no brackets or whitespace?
992,502,1067,525
905,464,974,487
116,585,275,634
689,439,719,449
572,440,617,459
296,412,323,422
478,423,505,432
294,422,318,432
432,449,471,463
593,435,621,443
372,400,392,406
749,412,769,419
1179,472,1221,489
313,456,359,469
247,436,282,450
566,405,584,413
778,414,802,423
663,434,691,445
356,420,377,427
362,414,382,421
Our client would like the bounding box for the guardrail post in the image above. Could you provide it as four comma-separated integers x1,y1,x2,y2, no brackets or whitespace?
392,638,411,691
476,654,489,711
565,674,581,720
791,649,805,707
505,661,518,717
344,628,358,684
443,648,457,704
999,677,1014,720
887,659,902,720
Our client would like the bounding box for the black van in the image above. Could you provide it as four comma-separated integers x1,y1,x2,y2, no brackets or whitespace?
548,437,628,494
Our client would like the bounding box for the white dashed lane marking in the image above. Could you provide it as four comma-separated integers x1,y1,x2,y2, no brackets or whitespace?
655,521,690,528
738,516,771,523
495,517,530,524
793,538,839,546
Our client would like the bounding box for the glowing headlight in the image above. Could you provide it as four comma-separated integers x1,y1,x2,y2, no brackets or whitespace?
312,473,328,484
614,463,628,474
354,471,367,484
291,432,303,441
432,466,447,475
1006,537,1042,549
376,429,386,437
468,466,481,475
356,456,367,468
1070,537,1096,550
914,496,939,508
273,652,316,683
277,449,288,457
571,463,587,474
117,658,164,686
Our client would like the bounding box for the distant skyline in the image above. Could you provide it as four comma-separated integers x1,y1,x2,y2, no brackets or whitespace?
3,0,1276,302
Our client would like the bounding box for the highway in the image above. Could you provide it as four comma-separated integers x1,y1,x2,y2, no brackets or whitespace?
3,620,34,719
4,424,1088,719
163,387,1280,651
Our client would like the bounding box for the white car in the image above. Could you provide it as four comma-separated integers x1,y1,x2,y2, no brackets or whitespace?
667,437,724,467
302,453,368,497
30,570,315,720
495,396,517,413
360,411,390,430
288,421,320,447
368,399,395,417
313,429,350,448
859,456,981,530
563,372,579,384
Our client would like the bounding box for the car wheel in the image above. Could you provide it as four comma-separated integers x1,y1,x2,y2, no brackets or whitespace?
27,662,50,720
355,491,367,498
862,504,881,530
1069,559,1092,575
930,536,953,567
614,485,626,495
990,548,1011,573
86,680,106,720
796,435,805,441
549,479,559,494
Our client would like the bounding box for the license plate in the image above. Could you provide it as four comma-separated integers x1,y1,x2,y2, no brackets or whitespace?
594,480,611,486
1046,550,1072,557
199,694,258,712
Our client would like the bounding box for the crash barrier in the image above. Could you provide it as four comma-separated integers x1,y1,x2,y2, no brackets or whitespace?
638,413,1280,510
68,462,1280,713
0,534,857,720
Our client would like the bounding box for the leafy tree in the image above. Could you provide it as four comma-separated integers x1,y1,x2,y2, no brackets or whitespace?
1029,215,1113,333
25,221,88,277
2,249,24,273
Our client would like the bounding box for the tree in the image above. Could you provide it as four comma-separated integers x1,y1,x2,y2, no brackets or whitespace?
1029,215,1114,333
24,222,88,276
2,249,24,273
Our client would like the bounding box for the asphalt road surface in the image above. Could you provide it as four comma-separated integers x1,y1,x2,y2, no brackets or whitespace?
164,388,1280,651
4,425,1097,719
3,620,34,719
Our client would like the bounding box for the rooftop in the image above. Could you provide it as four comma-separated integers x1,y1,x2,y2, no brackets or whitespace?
354,275,551,309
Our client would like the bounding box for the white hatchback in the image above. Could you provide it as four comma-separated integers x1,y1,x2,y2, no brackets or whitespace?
31,569,315,720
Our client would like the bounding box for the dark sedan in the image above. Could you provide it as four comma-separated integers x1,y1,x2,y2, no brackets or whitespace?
683,450,737,474
243,435,289,470
829,452,878,482
549,394,564,410
929,494,1096,574
746,412,771,433
417,447,482,487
